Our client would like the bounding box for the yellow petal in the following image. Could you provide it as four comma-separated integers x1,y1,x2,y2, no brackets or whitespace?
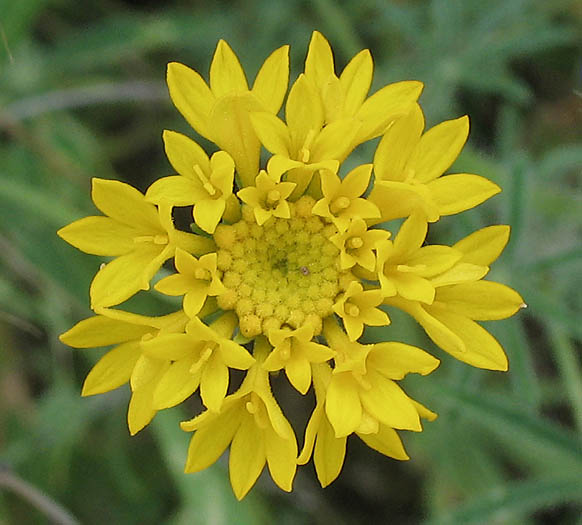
167,62,214,140
153,356,200,409
413,399,438,422
368,342,440,379
127,378,158,436
393,213,427,256
393,273,435,304
369,180,434,223
141,333,195,361
360,373,421,431
183,285,208,317
304,31,335,88
454,225,510,266
339,49,373,116
297,405,322,465
90,244,169,308
286,75,324,151
325,373,362,437
430,262,489,287
146,175,206,206
229,413,266,500
170,229,216,256
130,353,162,391
252,45,289,114
427,305,509,370
385,297,466,356
264,423,297,492
91,178,160,231
209,39,248,96
311,118,360,162
162,130,210,178
314,416,346,487
355,80,423,143
57,216,136,256
81,341,140,396
154,273,192,297
60,315,152,348
374,104,424,182
341,164,373,198
209,93,262,187
210,150,236,196
200,353,228,412
185,405,242,473
435,281,525,320
249,113,291,157
406,245,462,277
218,339,255,370
285,355,312,394
358,426,409,460
409,115,469,183
428,173,501,215
194,198,226,234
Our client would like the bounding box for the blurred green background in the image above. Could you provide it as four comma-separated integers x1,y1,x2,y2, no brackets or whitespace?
1,0,581,523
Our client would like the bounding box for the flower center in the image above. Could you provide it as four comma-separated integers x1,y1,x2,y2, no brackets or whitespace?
215,196,350,337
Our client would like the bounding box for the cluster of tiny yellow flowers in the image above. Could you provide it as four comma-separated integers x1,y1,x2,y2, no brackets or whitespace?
58,32,525,499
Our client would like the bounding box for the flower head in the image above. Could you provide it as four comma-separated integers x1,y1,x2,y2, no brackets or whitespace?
58,32,524,498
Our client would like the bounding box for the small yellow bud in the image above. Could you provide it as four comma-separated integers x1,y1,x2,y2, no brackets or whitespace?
295,195,316,217
223,271,242,288
287,309,305,328
239,314,262,337
304,313,322,335
217,289,237,310
274,304,289,322
216,250,232,270
236,298,254,317
214,224,236,249
262,316,281,334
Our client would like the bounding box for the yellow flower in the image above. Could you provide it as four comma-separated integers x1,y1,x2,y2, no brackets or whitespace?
59,31,523,498
376,213,461,303
167,41,289,186
304,30,424,155
237,167,297,225
57,178,214,308
298,363,435,488
385,226,526,370
262,325,335,394
60,307,191,434
369,104,501,222
181,338,297,500
311,164,380,231
329,218,390,271
332,281,390,341
141,312,254,412
146,131,239,233
155,248,226,317
323,319,438,437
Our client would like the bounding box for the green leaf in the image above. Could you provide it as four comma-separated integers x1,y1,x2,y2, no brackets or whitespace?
428,474,582,525
432,384,582,468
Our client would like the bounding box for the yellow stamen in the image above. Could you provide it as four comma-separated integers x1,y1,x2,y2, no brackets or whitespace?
299,129,316,163
347,236,364,249
193,164,216,196
346,304,360,317
194,268,210,280
330,196,350,214
266,189,281,207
